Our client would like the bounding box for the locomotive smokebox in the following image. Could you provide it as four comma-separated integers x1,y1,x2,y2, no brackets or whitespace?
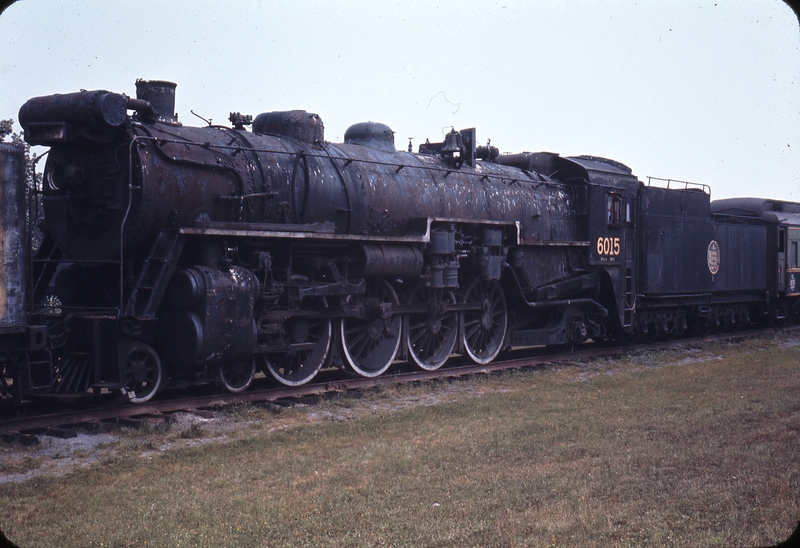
135,79,178,123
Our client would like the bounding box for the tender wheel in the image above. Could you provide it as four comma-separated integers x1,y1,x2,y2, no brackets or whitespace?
220,357,256,393
739,309,751,328
262,313,332,386
697,317,711,336
461,278,507,365
645,321,660,343
662,320,676,341
124,342,163,404
341,280,401,377
405,284,458,371
711,312,724,334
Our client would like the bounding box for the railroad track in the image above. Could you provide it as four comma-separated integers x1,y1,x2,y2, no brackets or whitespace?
0,326,791,437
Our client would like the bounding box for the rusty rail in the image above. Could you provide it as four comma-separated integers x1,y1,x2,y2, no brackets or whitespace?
0,326,791,436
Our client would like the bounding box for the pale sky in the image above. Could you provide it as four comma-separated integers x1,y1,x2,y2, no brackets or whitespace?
1,0,798,201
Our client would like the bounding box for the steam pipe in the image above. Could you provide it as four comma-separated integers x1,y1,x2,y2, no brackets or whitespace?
504,264,608,315
127,98,154,117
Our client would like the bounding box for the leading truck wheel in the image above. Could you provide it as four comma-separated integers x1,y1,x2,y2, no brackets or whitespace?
220,357,256,393
124,342,163,404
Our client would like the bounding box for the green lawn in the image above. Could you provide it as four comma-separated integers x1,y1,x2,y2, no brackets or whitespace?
1,333,798,547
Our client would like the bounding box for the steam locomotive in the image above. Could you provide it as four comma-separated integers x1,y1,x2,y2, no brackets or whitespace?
1,80,798,404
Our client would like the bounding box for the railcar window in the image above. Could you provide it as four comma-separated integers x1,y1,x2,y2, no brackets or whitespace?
792,241,798,268
779,229,785,253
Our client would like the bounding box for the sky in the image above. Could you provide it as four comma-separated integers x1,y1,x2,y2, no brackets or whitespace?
1,0,798,202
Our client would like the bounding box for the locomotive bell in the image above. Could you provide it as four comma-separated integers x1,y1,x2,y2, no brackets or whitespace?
441,129,465,167
442,129,464,154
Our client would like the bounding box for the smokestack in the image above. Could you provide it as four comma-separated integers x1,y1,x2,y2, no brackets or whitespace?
135,79,178,123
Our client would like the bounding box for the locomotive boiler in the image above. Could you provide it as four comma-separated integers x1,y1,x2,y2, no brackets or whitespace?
4,79,797,405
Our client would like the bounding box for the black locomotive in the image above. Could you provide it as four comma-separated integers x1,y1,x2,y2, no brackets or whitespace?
1,80,798,404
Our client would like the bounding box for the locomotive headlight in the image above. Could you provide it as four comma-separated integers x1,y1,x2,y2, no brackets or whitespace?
46,162,85,191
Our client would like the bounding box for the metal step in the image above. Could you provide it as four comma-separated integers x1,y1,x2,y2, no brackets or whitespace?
124,230,185,318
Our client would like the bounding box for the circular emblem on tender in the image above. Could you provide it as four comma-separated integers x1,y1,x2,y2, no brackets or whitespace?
791,273,797,293
707,240,720,275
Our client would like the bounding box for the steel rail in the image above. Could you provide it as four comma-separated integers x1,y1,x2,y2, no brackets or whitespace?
0,326,792,435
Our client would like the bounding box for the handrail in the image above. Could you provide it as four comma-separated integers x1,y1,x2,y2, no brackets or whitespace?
646,176,710,195
120,135,149,311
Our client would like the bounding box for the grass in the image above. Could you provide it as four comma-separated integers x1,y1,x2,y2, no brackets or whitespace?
0,333,798,547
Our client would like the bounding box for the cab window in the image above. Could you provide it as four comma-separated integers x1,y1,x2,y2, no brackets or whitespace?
607,195,623,227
